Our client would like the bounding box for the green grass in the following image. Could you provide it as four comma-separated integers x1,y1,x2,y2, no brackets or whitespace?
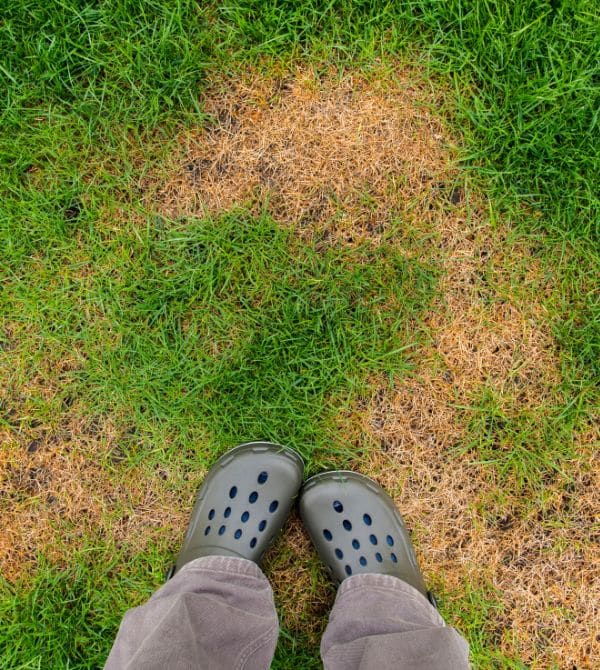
460,385,577,489
2,210,436,460
1,1,598,668
0,548,164,669
0,206,436,666
439,581,528,670
2,1,597,236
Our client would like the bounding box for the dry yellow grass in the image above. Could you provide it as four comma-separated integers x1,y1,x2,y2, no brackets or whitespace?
341,165,595,666
264,512,335,641
0,413,191,582
350,384,598,669
153,64,455,246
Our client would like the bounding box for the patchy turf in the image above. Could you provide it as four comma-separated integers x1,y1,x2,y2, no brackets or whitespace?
153,67,600,667
1,2,598,668
155,66,454,242
348,212,599,667
0,416,191,583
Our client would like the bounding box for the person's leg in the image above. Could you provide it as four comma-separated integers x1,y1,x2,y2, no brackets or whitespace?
105,556,278,670
320,573,469,670
299,471,470,670
105,442,304,670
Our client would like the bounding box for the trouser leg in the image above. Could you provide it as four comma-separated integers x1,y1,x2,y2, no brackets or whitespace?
105,556,278,670
321,573,470,670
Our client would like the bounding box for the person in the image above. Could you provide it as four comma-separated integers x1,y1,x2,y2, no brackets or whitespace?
105,442,469,669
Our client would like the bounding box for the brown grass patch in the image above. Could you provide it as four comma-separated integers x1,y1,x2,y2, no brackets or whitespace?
153,65,455,245
336,207,593,666
0,413,192,582
426,213,561,402
264,512,335,641
354,395,598,668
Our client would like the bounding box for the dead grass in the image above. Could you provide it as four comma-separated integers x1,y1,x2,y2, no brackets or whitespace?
342,201,597,666
264,512,335,641
354,395,598,668
339,202,595,666
0,412,191,582
153,65,455,246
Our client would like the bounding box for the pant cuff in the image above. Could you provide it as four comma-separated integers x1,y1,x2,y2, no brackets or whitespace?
336,573,443,625
338,573,424,598
178,555,267,580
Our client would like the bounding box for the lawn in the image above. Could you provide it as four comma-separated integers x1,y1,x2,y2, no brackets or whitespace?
1,1,598,668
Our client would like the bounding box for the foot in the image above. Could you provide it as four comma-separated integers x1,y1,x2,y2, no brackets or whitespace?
169,442,304,577
299,471,429,598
